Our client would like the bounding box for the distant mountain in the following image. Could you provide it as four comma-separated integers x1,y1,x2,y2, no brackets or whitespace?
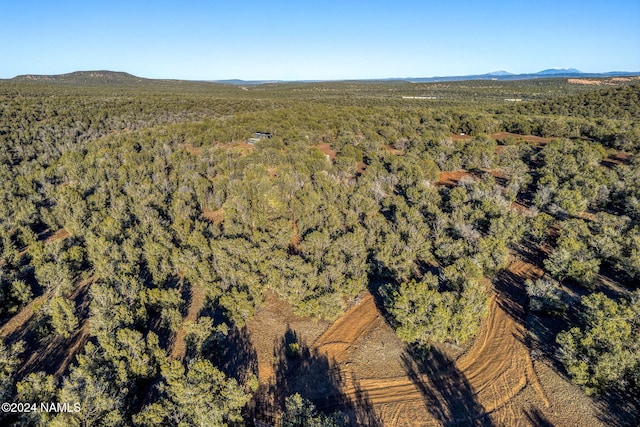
403,69,639,83
12,70,146,85
213,79,285,85
536,68,582,75
486,71,514,76
8,69,640,86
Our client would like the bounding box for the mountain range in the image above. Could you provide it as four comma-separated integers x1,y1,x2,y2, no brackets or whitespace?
398,68,639,83
7,69,640,86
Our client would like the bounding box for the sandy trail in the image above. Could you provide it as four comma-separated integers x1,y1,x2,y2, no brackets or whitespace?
170,282,206,359
304,259,549,426
0,229,72,337
313,294,383,363
249,253,557,426
0,295,48,338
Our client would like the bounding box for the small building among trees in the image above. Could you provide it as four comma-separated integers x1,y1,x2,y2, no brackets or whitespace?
247,132,272,144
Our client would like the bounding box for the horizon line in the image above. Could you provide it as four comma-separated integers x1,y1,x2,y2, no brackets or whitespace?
4,68,640,83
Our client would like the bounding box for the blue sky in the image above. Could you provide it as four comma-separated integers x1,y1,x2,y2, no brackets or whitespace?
2,0,639,80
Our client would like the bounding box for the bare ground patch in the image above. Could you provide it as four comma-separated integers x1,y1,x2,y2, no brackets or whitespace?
383,145,403,155
249,254,611,426
246,291,330,384
201,208,224,225
170,281,207,360
435,170,472,186
313,143,337,161
45,228,70,243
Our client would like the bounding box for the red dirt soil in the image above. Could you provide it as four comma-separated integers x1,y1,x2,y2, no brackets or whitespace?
490,132,552,145
0,295,48,338
435,170,472,186
251,256,606,426
289,218,301,252
45,228,70,243
313,294,384,364
602,151,633,167
450,133,553,145
201,208,224,225
170,282,207,359
383,145,404,155
182,143,202,156
322,262,549,425
435,169,506,187
247,291,330,383
314,143,337,161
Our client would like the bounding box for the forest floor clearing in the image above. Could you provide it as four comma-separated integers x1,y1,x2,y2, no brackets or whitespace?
2,273,96,379
170,281,207,359
314,143,337,161
1,228,72,339
201,208,225,225
248,257,608,426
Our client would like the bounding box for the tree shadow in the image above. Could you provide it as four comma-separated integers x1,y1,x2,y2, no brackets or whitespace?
253,325,381,426
523,406,554,427
401,346,493,427
15,278,93,379
366,274,396,326
217,325,258,386
493,266,528,326
596,390,640,427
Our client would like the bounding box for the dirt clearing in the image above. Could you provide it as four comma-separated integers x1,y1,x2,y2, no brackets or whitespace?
170,281,207,359
314,143,337,161
201,208,224,225
313,294,383,364
250,255,608,426
435,170,472,186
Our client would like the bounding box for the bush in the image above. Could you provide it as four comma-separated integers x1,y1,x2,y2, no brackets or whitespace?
525,277,564,314
556,292,640,396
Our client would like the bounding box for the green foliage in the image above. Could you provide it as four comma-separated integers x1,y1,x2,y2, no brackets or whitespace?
280,393,344,427
184,316,219,357
544,219,600,288
134,359,249,427
0,75,637,422
556,292,640,396
48,296,79,338
526,276,565,314
0,340,24,402
287,342,302,358
383,273,488,346
533,139,610,215
16,372,58,425
53,342,128,427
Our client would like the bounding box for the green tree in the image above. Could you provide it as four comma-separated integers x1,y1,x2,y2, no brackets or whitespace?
525,277,564,314
49,296,79,339
17,372,58,426
556,292,640,396
0,340,24,402
52,343,127,427
384,273,486,346
134,359,248,427
280,393,343,427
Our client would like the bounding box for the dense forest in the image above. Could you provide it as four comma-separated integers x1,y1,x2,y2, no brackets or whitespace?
0,75,638,426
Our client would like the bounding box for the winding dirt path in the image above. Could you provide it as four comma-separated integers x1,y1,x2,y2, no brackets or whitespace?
0,295,48,338
14,274,96,378
305,259,549,426
313,294,383,363
170,282,206,359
